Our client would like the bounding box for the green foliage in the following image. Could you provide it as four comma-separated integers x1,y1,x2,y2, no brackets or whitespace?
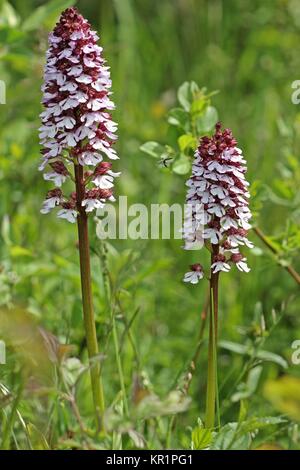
22,0,75,32
210,417,286,450
191,423,213,450
141,81,218,174
191,416,286,450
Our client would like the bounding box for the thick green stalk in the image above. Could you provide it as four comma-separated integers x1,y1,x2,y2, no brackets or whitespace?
74,163,105,431
205,249,219,429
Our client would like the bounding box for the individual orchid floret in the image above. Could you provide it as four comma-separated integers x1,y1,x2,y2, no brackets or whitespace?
39,7,120,222
40,188,62,214
183,263,204,284
183,122,253,281
57,198,77,223
92,162,121,189
43,161,69,187
211,254,231,274
230,252,250,272
82,188,115,212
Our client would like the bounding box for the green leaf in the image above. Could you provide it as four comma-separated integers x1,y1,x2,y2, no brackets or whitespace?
192,427,213,450
211,423,251,450
0,1,19,27
239,416,286,434
177,81,199,112
220,340,288,369
256,350,288,369
190,97,207,116
212,417,285,450
167,108,189,130
219,340,248,355
22,0,75,31
196,106,218,134
140,141,165,159
172,154,191,175
10,245,33,258
0,26,24,44
178,134,197,153
232,366,263,402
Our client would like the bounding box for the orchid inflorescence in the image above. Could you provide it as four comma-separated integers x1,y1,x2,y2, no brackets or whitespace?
39,7,120,223
183,123,253,284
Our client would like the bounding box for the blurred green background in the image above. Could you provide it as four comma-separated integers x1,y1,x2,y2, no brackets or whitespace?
0,0,300,449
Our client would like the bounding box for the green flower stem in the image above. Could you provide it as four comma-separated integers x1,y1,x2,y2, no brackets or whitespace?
205,249,219,429
74,162,105,431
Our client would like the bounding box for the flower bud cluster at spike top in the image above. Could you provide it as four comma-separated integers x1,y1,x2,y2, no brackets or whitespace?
39,7,120,223
183,123,253,284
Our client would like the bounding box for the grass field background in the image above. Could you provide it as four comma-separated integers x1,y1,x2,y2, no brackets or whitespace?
0,0,299,449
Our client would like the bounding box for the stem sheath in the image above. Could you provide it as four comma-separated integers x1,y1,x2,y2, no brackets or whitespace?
74,163,105,431
205,248,219,429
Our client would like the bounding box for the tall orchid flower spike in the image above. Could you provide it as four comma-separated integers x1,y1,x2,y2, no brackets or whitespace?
39,7,120,220
182,122,253,429
39,7,120,430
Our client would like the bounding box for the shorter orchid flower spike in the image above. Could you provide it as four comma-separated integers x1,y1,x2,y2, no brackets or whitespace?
183,123,253,284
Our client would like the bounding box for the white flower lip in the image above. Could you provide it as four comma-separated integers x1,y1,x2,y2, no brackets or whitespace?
57,208,77,223
183,269,204,284
92,171,121,189
211,261,231,274
79,152,103,166
82,198,105,212
43,171,67,187
40,196,61,214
